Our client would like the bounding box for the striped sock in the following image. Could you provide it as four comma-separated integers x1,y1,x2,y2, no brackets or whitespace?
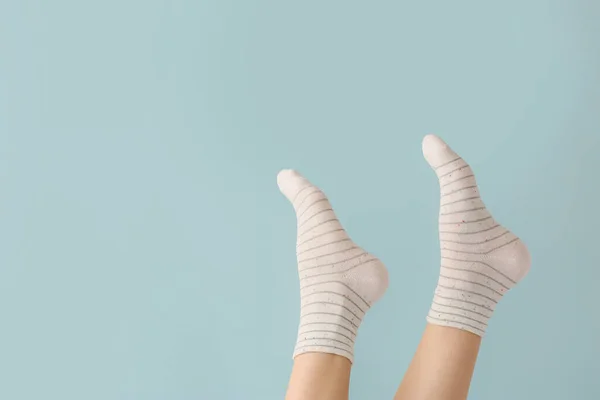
422,134,531,336
277,169,389,363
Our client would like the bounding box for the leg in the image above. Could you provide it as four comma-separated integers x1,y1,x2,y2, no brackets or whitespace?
285,354,351,400
395,135,531,400
395,325,480,400
277,170,388,400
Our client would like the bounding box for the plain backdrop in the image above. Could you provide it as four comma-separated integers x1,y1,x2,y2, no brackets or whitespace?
1,1,599,399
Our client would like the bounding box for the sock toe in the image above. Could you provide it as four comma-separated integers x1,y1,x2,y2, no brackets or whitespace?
277,169,312,202
422,134,461,170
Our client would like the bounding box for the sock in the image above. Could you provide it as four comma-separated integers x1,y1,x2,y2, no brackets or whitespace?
422,134,531,336
277,169,389,363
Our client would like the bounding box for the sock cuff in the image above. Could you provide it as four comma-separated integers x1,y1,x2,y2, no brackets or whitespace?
426,291,495,337
293,311,360,363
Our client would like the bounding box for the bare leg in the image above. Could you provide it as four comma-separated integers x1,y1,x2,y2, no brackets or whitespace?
286,354,351,400
394,324,480,400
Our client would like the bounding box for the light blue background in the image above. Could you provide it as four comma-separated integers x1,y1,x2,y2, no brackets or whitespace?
1,1,599,399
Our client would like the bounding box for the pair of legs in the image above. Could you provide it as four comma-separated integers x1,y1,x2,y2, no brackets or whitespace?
280,135,531,400
287,326,479,400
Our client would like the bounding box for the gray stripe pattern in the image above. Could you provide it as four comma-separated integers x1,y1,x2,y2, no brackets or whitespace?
283,178,388,362
426,151,530,337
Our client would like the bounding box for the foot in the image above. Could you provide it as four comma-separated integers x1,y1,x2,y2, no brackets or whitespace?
422,135,531,336
278,169,389,362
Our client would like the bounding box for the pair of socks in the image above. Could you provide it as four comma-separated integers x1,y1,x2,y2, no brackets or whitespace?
277,135,531,363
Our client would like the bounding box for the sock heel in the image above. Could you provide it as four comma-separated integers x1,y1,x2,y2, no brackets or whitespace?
486,236,531,284
342,255,389,305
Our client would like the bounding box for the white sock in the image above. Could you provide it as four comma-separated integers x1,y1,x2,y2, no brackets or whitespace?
422,135,531,336
277,170,389,363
